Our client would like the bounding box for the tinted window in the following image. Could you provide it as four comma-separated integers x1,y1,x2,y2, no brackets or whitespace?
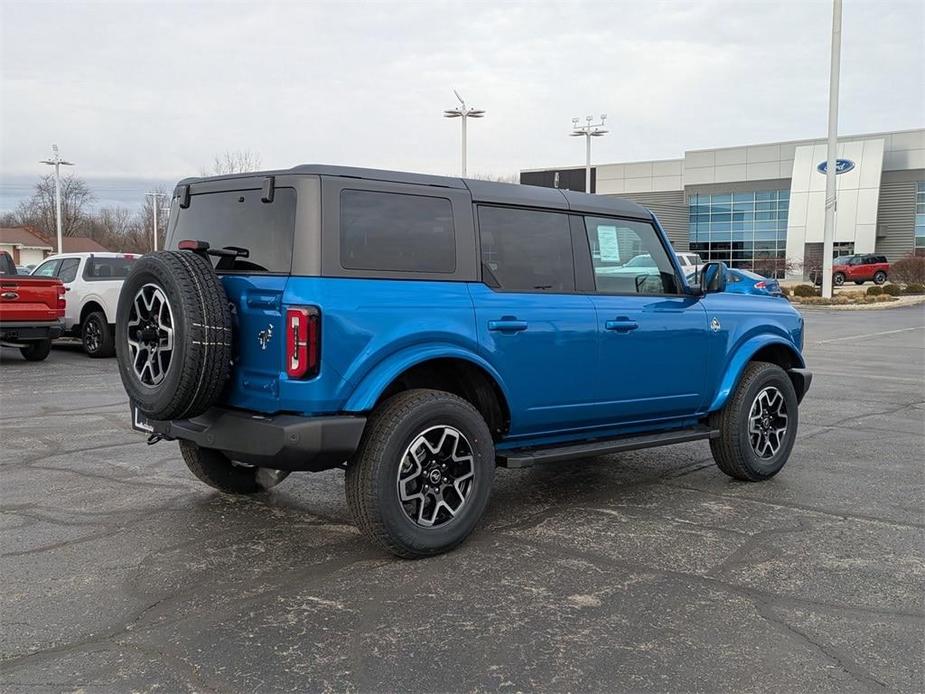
171,187,297,273
84,256,137,279
340,190,455,273
0,253,16,275
57,257,80,283
478,206,574,292
584,217,679,295
33,259,60,277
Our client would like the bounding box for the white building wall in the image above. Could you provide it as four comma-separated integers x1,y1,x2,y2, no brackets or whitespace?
785,139,885,276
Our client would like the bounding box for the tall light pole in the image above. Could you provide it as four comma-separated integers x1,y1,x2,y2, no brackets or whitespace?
570,115,608,193
820,0,843,299
145,192,168,252
443,90,485,177
39,145,74,254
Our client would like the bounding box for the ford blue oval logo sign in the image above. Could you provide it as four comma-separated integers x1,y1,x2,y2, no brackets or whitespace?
816,159,855,175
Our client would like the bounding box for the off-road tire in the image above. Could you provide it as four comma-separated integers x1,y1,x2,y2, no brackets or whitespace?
345,389,495,559
179,440,290,494
19,340,52,361
709,361,799,482
115,250,232,421
82,310,115,358
873,271,887,285
833,272,845,286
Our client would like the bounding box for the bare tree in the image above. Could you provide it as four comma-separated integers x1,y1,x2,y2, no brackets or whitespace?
201,150,263,176
469,172,519,184
10,174,95,238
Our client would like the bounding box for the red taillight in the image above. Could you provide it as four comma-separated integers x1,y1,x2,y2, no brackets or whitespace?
286,307,320,379
754,281,767,289
56,284,66,316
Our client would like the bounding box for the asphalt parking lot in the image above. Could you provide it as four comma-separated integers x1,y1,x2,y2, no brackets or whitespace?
1,306,923,693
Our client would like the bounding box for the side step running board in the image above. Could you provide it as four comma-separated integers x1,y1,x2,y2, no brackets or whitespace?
496,426,719,469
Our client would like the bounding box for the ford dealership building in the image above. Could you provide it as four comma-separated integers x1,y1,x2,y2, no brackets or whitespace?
521,128,924,279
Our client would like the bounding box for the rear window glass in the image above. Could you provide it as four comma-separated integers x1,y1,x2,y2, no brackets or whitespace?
170,187,297,273
84,256,137,279
340,190,455,273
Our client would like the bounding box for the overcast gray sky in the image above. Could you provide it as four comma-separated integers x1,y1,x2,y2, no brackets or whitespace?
2,0,923,181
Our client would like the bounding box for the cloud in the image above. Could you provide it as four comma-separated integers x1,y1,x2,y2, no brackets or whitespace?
1,0,922,180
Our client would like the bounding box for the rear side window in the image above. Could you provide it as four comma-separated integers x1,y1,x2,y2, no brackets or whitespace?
340,190,455,273
478,206,574,292
171,188,297,273
84,256,137,280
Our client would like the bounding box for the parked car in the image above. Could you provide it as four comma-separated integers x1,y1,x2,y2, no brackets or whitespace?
32,252,140,357
675,251,703,273
15,265,31,275
116,166,811,558
686,268,783,297
0,251,65,361
811,254,890,286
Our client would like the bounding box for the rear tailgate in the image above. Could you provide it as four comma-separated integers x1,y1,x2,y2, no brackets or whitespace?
0,277,64,323
166,177,304,414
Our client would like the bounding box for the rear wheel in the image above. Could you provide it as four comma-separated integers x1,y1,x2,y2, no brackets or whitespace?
873,271,887,285
20,340,52,361
82,310,115,358
179,440,289,494
833,272,845,286
345,389,495,558
709,362,799,481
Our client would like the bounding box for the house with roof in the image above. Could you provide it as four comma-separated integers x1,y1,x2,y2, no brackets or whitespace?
0,226,110,267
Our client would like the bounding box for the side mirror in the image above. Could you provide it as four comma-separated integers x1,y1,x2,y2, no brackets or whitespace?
699,261,728,294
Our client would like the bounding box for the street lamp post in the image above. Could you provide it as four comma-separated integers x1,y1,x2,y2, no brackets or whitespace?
820,0,843,299
570,115,608,193
39,145,74,254
145,192,168,252
443,90,485,177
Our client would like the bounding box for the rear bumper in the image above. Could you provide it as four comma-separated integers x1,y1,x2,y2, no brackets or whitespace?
788,367,813,404
0,320,64,344
151,407,367,472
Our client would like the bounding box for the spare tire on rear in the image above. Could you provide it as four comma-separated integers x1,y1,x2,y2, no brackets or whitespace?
115,250,233,421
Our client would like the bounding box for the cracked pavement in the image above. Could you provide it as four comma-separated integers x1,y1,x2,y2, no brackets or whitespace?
1,307,923,693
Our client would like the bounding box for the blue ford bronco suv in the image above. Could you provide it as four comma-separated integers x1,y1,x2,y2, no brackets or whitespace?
116,166,811,558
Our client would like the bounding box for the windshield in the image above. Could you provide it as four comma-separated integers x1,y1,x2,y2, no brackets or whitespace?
834,255,854,265
169,187,297,273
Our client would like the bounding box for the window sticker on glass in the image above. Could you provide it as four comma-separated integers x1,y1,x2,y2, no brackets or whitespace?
597,226,620,262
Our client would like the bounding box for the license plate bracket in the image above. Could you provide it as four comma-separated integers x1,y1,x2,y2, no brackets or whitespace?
130,402,154,433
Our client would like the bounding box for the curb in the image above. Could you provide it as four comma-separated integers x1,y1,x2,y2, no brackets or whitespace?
792,296,925,311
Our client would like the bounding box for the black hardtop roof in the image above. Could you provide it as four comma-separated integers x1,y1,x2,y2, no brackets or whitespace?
177,164,652,220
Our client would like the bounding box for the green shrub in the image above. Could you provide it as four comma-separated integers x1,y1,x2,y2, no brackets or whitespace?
890,256,925,285
882,284,902,297
866,285,883,296
903,283,925,294
792,284,818,297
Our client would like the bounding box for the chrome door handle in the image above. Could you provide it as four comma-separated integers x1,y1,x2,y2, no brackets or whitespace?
605,319,639,332
488,319,528,333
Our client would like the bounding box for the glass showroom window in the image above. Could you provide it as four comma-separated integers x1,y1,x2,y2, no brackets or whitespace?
915,181,925,257
688,190,790,277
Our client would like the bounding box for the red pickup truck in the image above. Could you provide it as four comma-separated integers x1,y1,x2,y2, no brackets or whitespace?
813,254,891,286
0,251,65,361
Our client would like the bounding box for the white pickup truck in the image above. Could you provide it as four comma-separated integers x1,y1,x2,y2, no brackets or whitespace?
31,252,140,357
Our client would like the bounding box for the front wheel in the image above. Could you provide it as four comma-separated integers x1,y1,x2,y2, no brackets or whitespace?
709,362,799,481
345,389,495,559
873,271,887,285
20,340,52,361
82,310,115,358
179,440,290,494
833,272,845,286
